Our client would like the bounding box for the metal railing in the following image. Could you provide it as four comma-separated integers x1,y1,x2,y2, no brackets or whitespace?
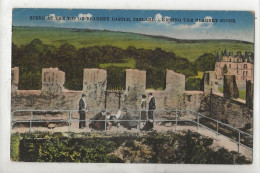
11,108,253,154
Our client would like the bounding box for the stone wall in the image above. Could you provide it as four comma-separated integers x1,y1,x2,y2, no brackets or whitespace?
42,68,65,94
83,68,107,109
11,67,19,94
124,69,146,111
223,75,239,99
11,67,201,115
210,94,253,128
201,71,253,128
11,67,253,128
203,71,219,95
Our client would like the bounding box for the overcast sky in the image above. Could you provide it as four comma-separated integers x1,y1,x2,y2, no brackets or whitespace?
13,9,255,43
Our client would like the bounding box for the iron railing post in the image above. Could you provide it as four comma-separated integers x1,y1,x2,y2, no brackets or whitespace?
105,113,107,131
29,111,33,133
175,109,178,131
197,113,199,133
69,111,72,132
139,110,141,132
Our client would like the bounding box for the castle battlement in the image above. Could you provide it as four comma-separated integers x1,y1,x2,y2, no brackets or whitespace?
11,67,253,128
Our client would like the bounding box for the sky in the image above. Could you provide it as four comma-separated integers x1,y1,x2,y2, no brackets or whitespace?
12,9,255,42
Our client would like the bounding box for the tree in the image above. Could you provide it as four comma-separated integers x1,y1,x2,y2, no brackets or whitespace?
185,78,202,90
194,53,216,72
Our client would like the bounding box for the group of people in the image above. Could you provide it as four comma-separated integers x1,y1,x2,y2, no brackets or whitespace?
78,92,156,131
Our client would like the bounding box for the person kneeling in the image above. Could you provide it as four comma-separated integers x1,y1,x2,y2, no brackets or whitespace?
89,109,112,130
119,108,138,130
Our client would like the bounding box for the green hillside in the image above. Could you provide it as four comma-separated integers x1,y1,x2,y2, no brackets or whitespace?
12,26,254,61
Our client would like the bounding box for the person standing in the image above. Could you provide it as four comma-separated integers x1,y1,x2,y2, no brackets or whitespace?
140,94,147,130
147,92,156,130
78,94,88,129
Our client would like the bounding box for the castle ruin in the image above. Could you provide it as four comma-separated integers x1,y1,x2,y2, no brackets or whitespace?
11,67,253,128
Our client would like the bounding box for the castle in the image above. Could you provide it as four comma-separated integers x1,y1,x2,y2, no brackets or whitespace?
11,67,253,128
214,50,254,83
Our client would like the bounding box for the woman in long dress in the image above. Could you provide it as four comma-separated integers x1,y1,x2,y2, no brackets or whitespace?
140,94,147,130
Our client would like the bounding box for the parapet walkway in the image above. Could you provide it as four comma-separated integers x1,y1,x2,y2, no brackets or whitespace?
11,109,253,161
11,121,252,161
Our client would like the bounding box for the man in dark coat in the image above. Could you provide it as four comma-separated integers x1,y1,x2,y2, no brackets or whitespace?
147,92,156,130
78,94,88,129
120,108,138,130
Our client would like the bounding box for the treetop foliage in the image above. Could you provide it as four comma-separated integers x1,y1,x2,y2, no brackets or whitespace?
12,39,216,90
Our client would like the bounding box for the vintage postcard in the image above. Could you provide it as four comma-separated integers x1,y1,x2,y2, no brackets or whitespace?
10,8,255,164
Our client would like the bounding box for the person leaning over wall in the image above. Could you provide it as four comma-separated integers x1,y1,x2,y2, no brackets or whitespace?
118,108,138,130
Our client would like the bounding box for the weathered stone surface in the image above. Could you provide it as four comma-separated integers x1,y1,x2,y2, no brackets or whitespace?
125,69,146,92
203,71,218,95
223,75,239,99
83,69,107,109
11,67,19,93
209,94,253,128
12,90,81,111
162,70,185,109
125,69,146,111
42,68,65,94
165,70,185,93
105,91,125,111
184,91,204,111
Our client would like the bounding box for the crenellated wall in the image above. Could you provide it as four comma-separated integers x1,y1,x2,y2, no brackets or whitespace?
11,67,200,113
11,67,253,128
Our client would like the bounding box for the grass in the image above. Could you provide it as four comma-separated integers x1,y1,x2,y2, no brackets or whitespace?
11,134,21,161
219,87,224,93
99,58,136,68
218,87,246,100
239,90,246,100
12,26,254,61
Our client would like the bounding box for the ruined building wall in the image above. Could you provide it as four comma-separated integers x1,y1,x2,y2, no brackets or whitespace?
203,71,253,128
11,67,253,128
11,68,82,111
11,67,201,116
210,94,253,128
